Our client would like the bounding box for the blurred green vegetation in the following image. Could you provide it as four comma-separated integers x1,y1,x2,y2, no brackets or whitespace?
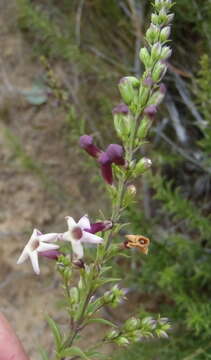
17,0,211,359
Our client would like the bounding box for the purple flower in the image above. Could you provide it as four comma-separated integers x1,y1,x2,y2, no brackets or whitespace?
80,134,125,185
79,135,101,158
98,152,113,185
85,220,113,234
106,144,125,166
112,103,129,115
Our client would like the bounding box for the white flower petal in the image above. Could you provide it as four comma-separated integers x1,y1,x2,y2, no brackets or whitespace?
39,233,60,243
62,231,71,242
17,249,29,264
71,240,84,259
81,232,103,244
29,251,40,275
38,242,59,252
65,217,77,230
77,215,91,230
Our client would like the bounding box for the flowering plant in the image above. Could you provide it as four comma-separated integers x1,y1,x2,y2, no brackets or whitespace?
17,0,174,358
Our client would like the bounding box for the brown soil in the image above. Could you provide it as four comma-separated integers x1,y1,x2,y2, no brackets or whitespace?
0,1,111,358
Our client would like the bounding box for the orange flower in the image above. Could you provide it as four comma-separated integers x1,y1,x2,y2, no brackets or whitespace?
124,235,150,255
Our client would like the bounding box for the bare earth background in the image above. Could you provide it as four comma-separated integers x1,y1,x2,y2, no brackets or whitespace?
0,1,115,358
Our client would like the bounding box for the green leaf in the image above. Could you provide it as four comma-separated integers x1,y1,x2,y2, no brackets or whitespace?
85,317,118,328
46,316,63,351
60,346,90,359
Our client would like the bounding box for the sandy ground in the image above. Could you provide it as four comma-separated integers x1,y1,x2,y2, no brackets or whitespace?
0,1,112,358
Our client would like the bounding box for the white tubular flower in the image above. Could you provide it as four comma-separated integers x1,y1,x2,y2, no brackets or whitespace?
17,229,60,275
62,215,104,259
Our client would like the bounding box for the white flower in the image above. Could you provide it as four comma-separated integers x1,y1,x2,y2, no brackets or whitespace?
62,215,103,259
17,229,60,275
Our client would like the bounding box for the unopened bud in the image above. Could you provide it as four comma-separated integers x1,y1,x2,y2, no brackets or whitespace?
115,336,130,346
124,317,140,331
146,24,160,44
139,47,151,67
134,157,152,177
160,26,171,42
160,46,172,60
151,43,162,61
118,77,139,105
137,116,151,139
127,184,136,196
106,330,119,340
152,62,167,82
144,105,157,119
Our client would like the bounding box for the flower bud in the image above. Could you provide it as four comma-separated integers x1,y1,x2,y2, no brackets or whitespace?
106,144,125,166
160,46,172,60
167,13,174,24
160,26,171,42
139,47,151,67
152,62,167,82
115,336,130,346
149,83,166,106
144,105,157,119
113,103,131,139
134,158,152,177
69,287,79,304
139,85,150,107
106,330,119,340
124,317,140,331
137,116,151,140
79,135,101,158
118,77,139,105
127,184,136,196
146,24,160,45
151,43,162,61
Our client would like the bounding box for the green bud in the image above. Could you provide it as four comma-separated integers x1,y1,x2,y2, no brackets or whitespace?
123,185,137,207
63,267,72,281
124,317,140,331
134,157,152,177
118,77,139,105
148,84,166,106
146,24,160,45
139,85,150,107
106,330,119,340
156,329,169,338
69,287,79,304
151,43,162,61
115,336,130,346
152,62,167,82
160,46,172,60
139,47,151,67
167,13,174,24
160,26,171,42
137,116,151,139
113,113,131,140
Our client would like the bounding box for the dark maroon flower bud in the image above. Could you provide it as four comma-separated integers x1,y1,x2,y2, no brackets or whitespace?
106,144,125,166
85,220,113,234
112,103,129,115
144,105,157,119
39,250,61,260
98,152,113,185
73,259,85,269
143,76,153,87
79,135,101,158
